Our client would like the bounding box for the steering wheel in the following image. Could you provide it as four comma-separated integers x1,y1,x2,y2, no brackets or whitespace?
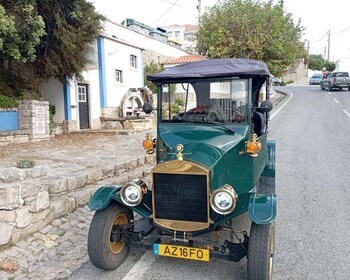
208,111,224,122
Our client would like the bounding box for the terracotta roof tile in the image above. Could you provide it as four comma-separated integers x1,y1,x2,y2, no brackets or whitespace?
164,55,207,64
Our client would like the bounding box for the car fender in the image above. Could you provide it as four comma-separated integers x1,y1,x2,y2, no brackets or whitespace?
88,185,121,210
248,193,276,224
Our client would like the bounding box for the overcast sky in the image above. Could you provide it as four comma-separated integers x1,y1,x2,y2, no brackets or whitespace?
90,0,350,63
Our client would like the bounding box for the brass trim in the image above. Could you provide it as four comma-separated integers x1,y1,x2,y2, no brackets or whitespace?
152,160,210,175
152,160,211,232
153,218,210,232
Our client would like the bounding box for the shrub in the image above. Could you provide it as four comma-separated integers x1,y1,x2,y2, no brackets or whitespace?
17,159,36,169
49,104,56,134
0,95,17,108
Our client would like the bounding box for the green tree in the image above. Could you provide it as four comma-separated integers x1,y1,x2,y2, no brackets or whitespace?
308,54,325,70
196,0,307,77
0,0,104,98
322,61,335,72
308,54,335,72
0,1,45,63
34,0,104,81
144,61,164,93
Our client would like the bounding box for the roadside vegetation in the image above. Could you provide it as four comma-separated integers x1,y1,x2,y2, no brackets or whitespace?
0,0,104,99
196,0,307,78
308,54,336,72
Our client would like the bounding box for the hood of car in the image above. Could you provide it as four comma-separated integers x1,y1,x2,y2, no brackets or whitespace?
158,123,249,169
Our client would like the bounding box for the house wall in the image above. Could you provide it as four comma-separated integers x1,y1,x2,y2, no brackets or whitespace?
104,20,190,63
103,37,143,107
41,78,65,123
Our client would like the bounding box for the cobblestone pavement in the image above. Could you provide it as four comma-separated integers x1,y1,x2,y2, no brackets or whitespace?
0,129,155,280
0,206,94,280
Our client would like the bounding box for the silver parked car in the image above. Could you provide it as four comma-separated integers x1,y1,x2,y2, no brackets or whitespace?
309,74,323,85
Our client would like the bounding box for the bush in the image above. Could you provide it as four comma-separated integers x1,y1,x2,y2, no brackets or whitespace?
0,95,17,108
49,104,56,134
175,98,185,107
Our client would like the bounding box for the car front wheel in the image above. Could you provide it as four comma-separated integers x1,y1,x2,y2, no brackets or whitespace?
88,202,134,270
247,222,275,280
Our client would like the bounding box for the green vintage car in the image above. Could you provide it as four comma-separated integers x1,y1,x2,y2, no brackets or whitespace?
87,58,276,280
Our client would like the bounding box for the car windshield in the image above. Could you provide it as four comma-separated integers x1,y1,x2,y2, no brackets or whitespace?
160,79,249,124
311,75,322,79
334,72,349,77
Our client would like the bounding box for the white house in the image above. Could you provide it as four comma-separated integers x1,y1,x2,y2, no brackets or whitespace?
162,24,199,53
41,19,191,133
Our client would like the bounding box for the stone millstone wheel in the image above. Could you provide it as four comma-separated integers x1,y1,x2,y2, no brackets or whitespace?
121,91,144,117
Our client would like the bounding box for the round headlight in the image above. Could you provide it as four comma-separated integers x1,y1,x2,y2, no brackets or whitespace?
210,185,237,215
120,179,147,207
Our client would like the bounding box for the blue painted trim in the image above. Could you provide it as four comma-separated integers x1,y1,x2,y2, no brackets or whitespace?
63,75,72,120
0,111,19,131
153,244,159,255
97,37,107,108
141,50,145,87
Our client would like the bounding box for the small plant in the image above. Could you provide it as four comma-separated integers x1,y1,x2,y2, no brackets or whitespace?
49,104,56,134
0,95,17,108
17,159,36,169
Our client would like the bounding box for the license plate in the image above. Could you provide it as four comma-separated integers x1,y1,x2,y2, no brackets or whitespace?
153,243,210,261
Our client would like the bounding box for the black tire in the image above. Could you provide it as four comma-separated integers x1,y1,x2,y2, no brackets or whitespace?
348,87,350,91
247,222,275,280
321,85,324,90
88,202,133,270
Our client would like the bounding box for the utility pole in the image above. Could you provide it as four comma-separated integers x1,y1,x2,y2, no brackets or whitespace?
197,0,201,26
327,30,330,61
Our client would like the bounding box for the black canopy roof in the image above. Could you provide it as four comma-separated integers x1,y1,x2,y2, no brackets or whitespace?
147,58,271,82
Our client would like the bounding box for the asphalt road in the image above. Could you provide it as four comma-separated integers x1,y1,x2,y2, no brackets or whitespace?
68,82,350,280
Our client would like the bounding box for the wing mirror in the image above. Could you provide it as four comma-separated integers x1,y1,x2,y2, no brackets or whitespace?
258,100,273,113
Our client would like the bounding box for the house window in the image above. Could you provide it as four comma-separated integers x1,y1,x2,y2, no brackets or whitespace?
130,55,137,69
175,31,180,40
78,85,86,102
115,70,123,83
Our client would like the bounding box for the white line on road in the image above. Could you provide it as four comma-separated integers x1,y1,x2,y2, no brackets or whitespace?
270,91,293,120
343,109,350,119
333,98,339,104
122,250,156,280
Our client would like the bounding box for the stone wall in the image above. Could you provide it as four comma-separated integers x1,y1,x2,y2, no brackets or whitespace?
0,155,154,247
0,100,50,146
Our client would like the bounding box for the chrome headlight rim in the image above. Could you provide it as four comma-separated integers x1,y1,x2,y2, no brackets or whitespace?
120,179,147,207
210,184,237,215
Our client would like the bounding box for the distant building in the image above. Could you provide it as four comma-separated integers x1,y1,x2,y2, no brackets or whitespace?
162,24,199,53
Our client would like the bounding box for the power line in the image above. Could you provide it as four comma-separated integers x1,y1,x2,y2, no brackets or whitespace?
309,32,328,44
331,25,350,36
151,0,182,26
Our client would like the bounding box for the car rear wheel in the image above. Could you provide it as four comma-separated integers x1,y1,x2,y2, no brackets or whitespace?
88,202,133,270
247,222,275,280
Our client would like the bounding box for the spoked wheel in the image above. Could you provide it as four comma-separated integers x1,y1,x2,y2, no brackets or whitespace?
247,222,275,280
88,203,133,270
